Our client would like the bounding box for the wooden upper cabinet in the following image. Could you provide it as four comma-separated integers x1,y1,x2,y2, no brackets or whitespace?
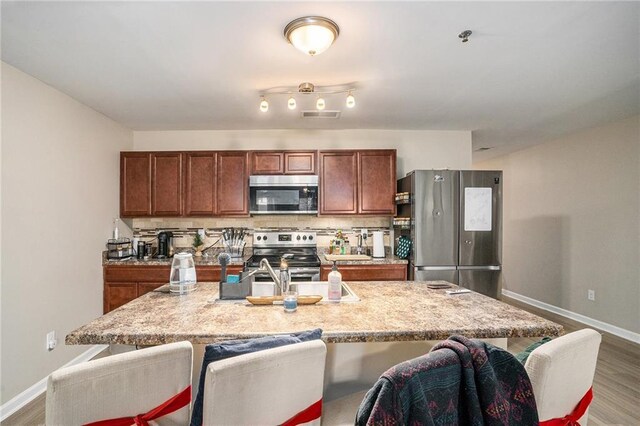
251,152,284,175
319,151,358,215
121,149,394,218
184,152,217,216
358,150,397,215
285,151,316,174
151,153,182,216
121,152,151,217
251,151,317,175
217,151,250,216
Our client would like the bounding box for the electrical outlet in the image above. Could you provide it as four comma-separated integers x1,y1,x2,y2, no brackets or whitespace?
46,331,57,351
587,290,595,301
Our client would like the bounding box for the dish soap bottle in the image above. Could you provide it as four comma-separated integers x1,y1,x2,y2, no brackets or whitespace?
328,261,342,301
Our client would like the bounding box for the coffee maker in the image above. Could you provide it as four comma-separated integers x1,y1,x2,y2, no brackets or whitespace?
157,231,174,258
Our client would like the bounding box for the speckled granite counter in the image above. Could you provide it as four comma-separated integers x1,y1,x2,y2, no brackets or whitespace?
318,248,408,265
67,281,562,346
102,250,247,266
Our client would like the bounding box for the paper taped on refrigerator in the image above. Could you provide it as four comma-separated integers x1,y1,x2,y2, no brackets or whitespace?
464,187,492,231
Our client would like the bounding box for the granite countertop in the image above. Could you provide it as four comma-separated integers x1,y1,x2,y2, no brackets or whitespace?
102,249,248,266
318,248,408,265
66,281,562,346
103,248,405,267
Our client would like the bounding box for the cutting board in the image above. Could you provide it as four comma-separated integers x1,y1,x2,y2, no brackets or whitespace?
246,295,323,305
324,254,372,261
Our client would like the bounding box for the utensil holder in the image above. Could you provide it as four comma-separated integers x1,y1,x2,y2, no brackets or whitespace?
223,242,245,259
219,279,251,300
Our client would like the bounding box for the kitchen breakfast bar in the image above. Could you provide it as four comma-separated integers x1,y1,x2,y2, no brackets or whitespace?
67,281,562,399
67,281,562,346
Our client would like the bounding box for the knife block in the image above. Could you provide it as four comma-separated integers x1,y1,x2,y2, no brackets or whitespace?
219,277,251,300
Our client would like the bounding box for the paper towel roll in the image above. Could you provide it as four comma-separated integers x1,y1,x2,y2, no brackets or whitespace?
372,231,385,258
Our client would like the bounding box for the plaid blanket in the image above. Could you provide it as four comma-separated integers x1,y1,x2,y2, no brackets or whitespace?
356,336,539,425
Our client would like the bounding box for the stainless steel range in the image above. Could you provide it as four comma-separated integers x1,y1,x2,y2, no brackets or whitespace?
245,231,321,281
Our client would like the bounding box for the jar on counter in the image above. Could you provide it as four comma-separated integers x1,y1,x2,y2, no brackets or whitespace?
169,253,197,294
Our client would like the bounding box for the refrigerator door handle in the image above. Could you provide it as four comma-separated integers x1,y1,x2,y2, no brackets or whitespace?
415,266,458,271
457,265,501,271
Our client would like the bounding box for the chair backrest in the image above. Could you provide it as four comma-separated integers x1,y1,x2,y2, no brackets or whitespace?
202,339,327,425
46,341,193,425
524,329,601,424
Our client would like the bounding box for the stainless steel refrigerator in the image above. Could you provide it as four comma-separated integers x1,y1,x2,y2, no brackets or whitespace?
396,170,502,298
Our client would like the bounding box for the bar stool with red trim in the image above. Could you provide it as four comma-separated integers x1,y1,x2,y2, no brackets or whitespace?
46,342,194,426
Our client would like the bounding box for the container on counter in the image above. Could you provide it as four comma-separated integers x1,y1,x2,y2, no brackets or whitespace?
283,291,298,312
328,261,342,301
106,238,133,260
137,241,145,259
169,252,197,294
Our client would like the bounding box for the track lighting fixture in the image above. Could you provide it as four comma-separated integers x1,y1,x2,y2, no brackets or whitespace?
258,82,357,112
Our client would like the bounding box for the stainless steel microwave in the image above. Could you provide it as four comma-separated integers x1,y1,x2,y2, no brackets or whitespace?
249,175,318,215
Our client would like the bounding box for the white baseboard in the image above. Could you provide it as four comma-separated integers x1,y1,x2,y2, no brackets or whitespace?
0,344,109,421
502,289,640,344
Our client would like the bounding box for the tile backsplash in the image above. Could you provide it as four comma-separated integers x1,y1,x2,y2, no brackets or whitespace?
131,216,393,249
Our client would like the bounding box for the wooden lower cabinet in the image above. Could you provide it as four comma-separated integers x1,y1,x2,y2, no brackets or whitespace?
320,264,407,281
138,282,164,297
103,264,242,313
104,282,138,313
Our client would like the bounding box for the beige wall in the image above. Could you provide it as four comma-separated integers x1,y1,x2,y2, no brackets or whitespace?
133,129,473,176
476,116,640,333
0,63,133,403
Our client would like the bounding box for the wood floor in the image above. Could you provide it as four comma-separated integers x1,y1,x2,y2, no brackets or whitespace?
3,297,639,425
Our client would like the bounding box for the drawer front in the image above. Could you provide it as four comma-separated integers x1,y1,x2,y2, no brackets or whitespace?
105,266,170,282
197,265,243,282
104,265,244,283
320,264,407,281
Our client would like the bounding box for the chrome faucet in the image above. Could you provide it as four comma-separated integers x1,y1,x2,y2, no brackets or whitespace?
241,255,292,295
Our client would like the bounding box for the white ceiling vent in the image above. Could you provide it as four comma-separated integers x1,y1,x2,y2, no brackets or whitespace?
301,110,341,119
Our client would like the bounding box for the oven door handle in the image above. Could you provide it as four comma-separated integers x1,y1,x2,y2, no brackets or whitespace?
288,268,322,274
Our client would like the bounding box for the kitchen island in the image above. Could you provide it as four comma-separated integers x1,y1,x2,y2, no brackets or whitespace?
67,281,562,400
67,281,561,345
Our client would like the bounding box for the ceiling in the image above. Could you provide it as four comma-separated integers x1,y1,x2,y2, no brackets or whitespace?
2,1,638,160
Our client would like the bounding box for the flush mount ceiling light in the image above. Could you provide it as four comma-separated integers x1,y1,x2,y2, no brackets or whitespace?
259,82,357,112
284,16,340,56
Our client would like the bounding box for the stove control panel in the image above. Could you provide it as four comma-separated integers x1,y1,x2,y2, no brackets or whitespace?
253,231,317,247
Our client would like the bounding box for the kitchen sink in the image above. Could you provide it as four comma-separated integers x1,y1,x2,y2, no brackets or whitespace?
251,281,360,303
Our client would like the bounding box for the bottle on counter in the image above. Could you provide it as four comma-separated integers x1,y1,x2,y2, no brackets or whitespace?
328,261,342,301
132,237,139,256
112,218,120,240
279,258,291,294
